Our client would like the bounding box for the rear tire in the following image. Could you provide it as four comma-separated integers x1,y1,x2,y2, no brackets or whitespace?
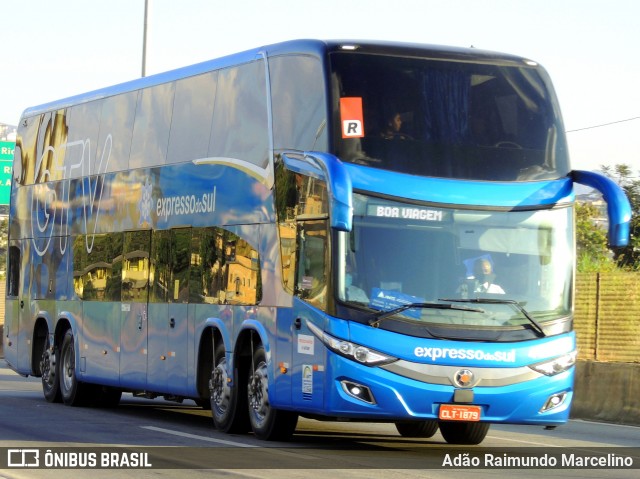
247,345,298,441
395,420,439,438
210,343,249,433
41,334,61,403
59,329,91,406
438,421,490,445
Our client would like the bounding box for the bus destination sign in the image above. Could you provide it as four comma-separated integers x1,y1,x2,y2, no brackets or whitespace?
367,203,447,222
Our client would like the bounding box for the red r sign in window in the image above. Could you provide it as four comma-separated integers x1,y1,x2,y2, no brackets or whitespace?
340,97,365,138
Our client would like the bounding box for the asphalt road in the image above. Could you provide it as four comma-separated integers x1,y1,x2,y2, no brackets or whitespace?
0,362,638,479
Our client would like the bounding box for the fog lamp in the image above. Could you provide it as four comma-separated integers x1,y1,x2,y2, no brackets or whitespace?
341,380,376,404
540,392,568,412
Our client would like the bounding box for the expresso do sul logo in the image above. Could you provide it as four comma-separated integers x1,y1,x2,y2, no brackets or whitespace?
136,177,217,227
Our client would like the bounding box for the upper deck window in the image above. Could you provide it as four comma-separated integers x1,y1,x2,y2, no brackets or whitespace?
329,52,569,181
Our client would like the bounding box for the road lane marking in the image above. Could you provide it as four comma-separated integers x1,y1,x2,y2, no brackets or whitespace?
142,426,323,460
141,425,256,447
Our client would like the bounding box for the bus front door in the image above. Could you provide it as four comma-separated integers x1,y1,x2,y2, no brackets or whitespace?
291,299,325,411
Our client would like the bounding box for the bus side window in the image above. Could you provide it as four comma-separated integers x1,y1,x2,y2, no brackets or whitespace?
7,244,20,297
270,54,327,152
188,226,261,305
150,228,192,304
130,83,175,169
190,227,223,304
296,220,329,310
275,163,330,307
170,229,192,303
150,230,172,303
209,60,269,169
167,72,217,164
275,163,299,295
73,233,123,301
122,230,151,303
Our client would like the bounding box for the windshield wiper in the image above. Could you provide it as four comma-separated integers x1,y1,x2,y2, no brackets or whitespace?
368,302,485,328
439,298,547,337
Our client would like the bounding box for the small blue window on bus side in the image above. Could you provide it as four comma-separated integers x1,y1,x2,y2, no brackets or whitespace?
208,60,269,169
97,91,137,174
66,101,102,180
270,54,328,153
167,72,218,164
130,83,176,169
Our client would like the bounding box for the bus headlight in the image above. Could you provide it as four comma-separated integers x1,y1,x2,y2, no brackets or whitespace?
307,321,397,366
529,351,577,376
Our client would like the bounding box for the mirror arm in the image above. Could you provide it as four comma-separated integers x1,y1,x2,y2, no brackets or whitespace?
571,170,632,247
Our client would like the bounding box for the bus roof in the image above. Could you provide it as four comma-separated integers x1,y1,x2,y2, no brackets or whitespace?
20,39,538,119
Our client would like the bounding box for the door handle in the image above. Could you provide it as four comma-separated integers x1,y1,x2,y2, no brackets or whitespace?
169,318,176,328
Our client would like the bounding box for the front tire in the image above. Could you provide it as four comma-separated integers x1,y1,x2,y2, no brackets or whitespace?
247,345,298,441
395,420,439,438
439,421,490,445
59,329,91,406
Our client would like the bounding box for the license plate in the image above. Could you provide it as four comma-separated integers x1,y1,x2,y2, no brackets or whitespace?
438,404,481,421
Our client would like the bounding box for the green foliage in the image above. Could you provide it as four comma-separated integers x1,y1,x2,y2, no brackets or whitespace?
600,164,640,270
576,252,618,273
575,202,616,272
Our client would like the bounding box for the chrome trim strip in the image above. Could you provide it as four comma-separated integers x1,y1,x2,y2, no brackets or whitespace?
380,360,541,387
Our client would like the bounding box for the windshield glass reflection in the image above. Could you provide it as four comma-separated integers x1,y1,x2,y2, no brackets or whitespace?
337,193,573,329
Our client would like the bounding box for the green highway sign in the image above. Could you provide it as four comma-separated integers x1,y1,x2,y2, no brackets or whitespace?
0,140,14,205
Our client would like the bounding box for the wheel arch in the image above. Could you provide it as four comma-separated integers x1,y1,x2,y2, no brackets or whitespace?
30,313,75,382
196,318,230,400
233,320,271,387
31,316,51,377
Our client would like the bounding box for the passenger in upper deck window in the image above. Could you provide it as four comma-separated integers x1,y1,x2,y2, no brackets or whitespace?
380,112,412,140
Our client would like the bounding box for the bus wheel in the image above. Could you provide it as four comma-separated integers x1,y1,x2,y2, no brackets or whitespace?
40,334,61,403
395,420,439,438
210,343,248,433
59,329,91,406
247,345,298,441
438,421,490,445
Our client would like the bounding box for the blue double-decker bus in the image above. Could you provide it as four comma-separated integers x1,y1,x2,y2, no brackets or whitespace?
4,40,630,444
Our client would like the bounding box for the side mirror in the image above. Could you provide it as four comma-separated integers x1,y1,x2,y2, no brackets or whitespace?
571,170,632,247
282,152,353,231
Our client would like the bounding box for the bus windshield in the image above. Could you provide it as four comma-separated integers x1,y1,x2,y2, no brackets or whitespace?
330,52,569,181
337,193,573,330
